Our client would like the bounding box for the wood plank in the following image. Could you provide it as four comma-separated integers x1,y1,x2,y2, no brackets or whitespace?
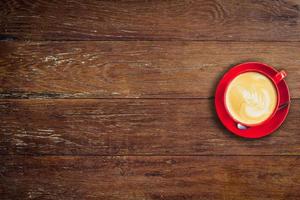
0,99,299,155
1,0,300,41
0,156,299,200
1,41,300,98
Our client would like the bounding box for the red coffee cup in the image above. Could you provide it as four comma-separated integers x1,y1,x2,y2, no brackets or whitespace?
224,69,287,127
215,62,290,138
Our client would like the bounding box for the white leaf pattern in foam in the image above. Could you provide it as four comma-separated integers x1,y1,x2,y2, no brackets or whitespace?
242,88,270,118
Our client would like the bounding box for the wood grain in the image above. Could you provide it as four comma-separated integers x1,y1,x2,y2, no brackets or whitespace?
0,99,299,155
1,0,300,41
1,155,299,200
1,41,300,98
1,0,300,198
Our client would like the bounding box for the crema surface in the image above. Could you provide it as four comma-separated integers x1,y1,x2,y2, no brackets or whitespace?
225,72,277,125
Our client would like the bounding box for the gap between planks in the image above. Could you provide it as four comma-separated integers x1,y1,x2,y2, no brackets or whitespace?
0,154,300,157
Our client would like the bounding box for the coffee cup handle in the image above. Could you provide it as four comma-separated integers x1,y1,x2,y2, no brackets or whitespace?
274,70,287,84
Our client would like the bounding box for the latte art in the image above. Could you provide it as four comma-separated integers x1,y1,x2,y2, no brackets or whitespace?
225,72,277,125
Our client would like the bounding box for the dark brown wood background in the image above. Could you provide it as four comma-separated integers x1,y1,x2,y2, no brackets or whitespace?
0,0,300,199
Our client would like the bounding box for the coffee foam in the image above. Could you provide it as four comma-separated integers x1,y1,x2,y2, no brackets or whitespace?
225,72,277,125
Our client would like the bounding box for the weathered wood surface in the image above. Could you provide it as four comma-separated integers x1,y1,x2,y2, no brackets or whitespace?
0,99,299,156
0,156,299,200
1,0,300,199
1,41,300,98
1,0,300,41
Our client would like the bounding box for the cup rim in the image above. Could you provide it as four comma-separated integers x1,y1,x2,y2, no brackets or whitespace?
223,68,281,127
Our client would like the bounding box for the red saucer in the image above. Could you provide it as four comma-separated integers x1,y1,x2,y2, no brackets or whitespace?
215,62,290,139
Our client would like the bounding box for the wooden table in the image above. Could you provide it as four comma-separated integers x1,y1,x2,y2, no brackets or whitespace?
1,1,300,199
